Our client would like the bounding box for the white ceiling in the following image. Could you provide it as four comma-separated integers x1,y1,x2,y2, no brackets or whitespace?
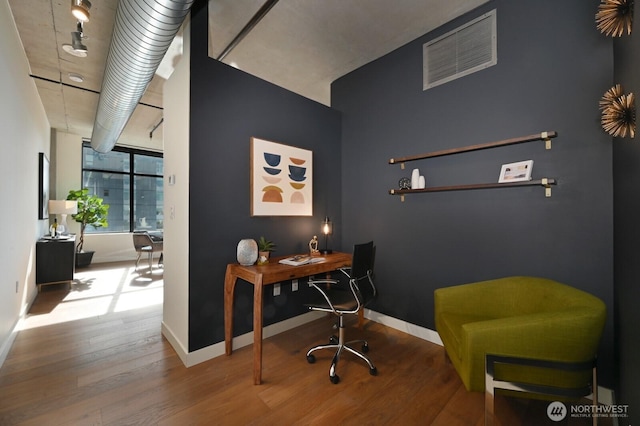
209,0,489,106
8,0,488,148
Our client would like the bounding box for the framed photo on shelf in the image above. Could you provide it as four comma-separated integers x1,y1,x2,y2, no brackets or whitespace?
498,160,533,183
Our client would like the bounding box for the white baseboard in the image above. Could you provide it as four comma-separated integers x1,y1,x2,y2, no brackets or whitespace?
160,321,189,366
167,309,438,367
0,289,38,369
363,308,443,346
591,386,615,407
362,309,614,406
0,319,20,368
164,311,324,368
163,307,615,405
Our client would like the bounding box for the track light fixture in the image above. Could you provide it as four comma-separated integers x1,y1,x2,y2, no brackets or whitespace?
62,21,87,57
72,21,87,50
71,0,91,22
71,32,87,52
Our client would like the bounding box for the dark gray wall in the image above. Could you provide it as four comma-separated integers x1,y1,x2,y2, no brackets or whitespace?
613,5,640,418
332,0,616,386
188,3,342,351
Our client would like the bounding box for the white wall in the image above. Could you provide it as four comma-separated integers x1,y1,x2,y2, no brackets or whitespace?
53,131,82,200
0,0,51,365
53,130,147,264
161,16,191,363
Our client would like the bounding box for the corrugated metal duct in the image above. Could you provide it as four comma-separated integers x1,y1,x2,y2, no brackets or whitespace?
91,0,194,153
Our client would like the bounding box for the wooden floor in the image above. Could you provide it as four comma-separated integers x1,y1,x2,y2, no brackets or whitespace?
0,262,607,425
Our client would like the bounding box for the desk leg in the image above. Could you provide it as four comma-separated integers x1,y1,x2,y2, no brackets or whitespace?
224,267,237,356
253,274,264,384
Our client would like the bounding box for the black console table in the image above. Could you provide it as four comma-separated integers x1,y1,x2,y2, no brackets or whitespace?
36,235,76,290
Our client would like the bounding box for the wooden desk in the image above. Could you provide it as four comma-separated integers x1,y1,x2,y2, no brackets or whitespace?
224,251,352,384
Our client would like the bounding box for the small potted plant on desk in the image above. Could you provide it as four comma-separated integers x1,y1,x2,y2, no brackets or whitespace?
66,188,110,267
257,236,276,265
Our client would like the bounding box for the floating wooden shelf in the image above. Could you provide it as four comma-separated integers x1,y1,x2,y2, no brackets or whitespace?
389,131,557,169
389,131,559,201
389,178,557,200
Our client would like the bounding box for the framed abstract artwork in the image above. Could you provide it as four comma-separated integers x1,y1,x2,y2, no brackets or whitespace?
251,137,313,216
38,152,49,219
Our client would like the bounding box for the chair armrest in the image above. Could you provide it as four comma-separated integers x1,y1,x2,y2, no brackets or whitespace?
461,309,604,387
307,276,362,314
307,278,346,292
308,279,338,285
338,267,351,277
465,310,603,357
308,282,340,313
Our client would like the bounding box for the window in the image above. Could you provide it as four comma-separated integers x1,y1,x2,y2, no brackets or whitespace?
81,143,163,233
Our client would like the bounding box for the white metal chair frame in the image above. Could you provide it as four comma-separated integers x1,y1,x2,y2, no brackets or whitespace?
485,354,598,426
305,241,377,384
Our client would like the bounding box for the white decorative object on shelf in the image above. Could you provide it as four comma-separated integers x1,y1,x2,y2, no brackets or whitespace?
418,175,426,189
237,239,258,266
498,160,534,183
411,168,420,189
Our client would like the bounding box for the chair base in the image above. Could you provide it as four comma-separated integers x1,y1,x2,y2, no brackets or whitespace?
485,354,598,426
135,251,164,272
306,315,377,384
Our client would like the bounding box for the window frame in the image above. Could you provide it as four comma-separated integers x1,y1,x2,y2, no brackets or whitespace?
81,142,164,233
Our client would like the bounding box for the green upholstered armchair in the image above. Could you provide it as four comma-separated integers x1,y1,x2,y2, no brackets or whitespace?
434,276,606,393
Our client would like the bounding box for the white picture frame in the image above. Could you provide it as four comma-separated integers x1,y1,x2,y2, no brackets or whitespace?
498,160,533,183
250,137,313,216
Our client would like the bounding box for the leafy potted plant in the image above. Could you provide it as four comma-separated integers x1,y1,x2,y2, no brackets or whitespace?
257,236,276,265
66,188,110,267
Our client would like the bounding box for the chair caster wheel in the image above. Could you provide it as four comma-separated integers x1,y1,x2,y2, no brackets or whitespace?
329,335,338,344
330,374,340,384
362,343,369,353
306,354,316,364
370,367,378,376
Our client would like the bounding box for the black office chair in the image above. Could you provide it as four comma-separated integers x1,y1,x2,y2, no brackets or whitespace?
305,241,377,384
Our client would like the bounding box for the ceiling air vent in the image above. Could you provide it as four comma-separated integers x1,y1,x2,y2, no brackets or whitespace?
423,9,497,90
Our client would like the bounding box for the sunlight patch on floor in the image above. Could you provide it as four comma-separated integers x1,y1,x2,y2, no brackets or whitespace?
113,287,163,312
22,264,163,330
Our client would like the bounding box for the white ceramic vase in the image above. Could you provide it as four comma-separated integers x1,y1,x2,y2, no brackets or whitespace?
237,239,258,266
411,168,420,189
418,175,426,189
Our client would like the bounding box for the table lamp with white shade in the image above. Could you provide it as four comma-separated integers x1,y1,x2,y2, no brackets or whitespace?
48,200,78,235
